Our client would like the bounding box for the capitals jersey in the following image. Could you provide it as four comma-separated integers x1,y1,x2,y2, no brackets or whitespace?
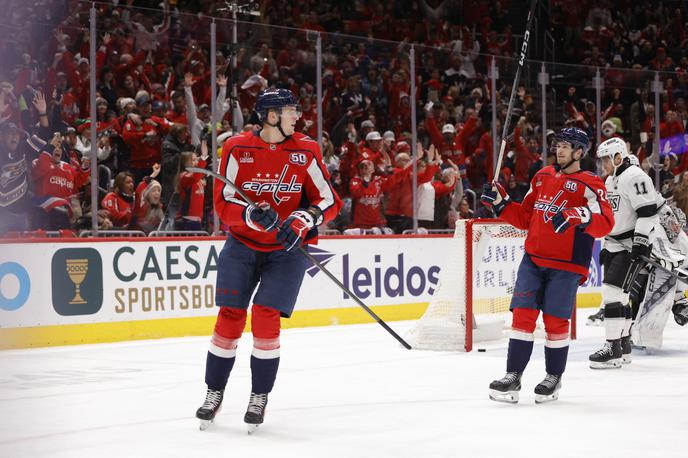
349,175,388,228
500,165,614,280
214,131,342,251
603,162,661,253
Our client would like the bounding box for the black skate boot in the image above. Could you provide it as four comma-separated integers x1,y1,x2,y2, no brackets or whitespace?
589,340,622,369
586,308,604,326
244,392,268,434
196,388,224,430
489,371,522,404
534,374,562,404
621,335,632,364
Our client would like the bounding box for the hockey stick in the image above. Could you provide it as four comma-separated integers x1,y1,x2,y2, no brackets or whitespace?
640,255,688,285
188,166,413,350
492,0,538,181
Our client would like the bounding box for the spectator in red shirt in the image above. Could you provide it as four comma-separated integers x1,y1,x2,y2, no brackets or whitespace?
175,149,209,231
384,147,440,233
32,135,89,230
348,159,390,230
122,96,172,182
102,171,135,228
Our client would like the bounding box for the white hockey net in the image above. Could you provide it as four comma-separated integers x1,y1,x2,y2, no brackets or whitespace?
409,219,527,351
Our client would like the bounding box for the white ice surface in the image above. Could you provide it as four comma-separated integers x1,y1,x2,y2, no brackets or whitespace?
1,308,687,458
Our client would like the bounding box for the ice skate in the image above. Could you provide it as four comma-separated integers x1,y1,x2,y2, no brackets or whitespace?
196,388,223,430
244,392,268,434
489,372,521,404
534,374,562,403
621,335,632,364
586,308,604,326
589,340,622,369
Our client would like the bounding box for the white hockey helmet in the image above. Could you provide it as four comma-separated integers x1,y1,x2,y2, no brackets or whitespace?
628,154,640,167
596,137,628,160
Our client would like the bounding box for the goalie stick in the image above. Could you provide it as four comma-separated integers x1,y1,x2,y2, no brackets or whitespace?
492,0,538,180
640,255,688,285
187,166,413,350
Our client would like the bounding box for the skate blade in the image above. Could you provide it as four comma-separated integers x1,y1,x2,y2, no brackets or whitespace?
622,354,632,364
589,359,622,369
535,392,559,404
199,419,212,431
489,389,519,404
247,423,260,434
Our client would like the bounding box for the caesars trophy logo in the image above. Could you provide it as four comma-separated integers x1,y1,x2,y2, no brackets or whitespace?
52,248,103,316
66,259,89,304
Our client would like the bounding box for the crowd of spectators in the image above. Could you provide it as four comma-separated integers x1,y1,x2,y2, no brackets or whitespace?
1,0,687,237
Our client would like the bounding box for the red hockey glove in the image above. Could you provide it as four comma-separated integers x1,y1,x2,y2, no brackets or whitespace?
551,206,591,233
480,181,510,216
276,208,321,252
243,201,279,232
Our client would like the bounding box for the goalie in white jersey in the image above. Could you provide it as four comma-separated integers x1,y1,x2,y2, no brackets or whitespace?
589,138,661,369
628,204,688,350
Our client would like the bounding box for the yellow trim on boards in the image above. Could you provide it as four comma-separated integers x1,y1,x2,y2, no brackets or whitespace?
0,293,601,350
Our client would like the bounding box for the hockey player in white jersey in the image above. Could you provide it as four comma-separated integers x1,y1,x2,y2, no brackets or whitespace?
589,138,660,369
629,205,688,350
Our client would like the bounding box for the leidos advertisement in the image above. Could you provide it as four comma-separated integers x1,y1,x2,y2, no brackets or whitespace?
0,237,601,329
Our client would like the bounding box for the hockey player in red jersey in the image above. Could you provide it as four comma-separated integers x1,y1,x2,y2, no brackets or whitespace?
481,127,614,403
196,88,342,432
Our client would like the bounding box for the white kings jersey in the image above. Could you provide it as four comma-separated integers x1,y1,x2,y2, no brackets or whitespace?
603,163,661,253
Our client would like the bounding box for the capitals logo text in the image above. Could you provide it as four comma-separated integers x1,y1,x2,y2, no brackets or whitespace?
535,190,568,222
241,165,302,205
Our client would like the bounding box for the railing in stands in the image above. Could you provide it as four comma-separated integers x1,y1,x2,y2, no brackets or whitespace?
78,230,147,238
148,230,211,237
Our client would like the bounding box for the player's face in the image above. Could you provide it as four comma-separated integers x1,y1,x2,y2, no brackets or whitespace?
279,106,302,136
555,141,575,166
600,156,614,175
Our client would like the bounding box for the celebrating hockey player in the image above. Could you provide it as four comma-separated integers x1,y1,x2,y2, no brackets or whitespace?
628,204,688,351
481,127,614,403
195,88,342,432
589,137,660,368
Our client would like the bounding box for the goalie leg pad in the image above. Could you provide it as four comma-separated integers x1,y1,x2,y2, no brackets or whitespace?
250,304,281,394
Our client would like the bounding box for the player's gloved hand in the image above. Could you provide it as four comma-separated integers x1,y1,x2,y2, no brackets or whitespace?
551,206,591,233
480,181,510,216
243,201,279,232
276,208,320,252
630,234,652,261
672,297,688,326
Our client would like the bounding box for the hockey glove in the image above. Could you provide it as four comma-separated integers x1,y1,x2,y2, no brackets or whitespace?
276,208,320,252
672,298,688,326
551,206,591,233
243,202,279,232
480,182,510,216
630,234,652,261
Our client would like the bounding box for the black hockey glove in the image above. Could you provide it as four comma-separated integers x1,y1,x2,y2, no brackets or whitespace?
630,234,652,261
672,298,688,326
276,208,320,252
243,202,279,232
480,182,510,216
